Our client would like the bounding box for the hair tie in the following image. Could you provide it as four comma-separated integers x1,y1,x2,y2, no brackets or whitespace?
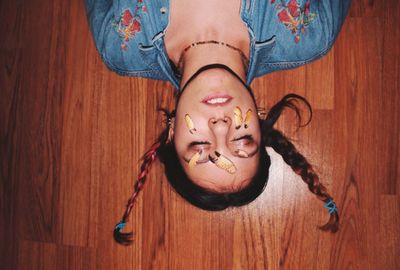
115,221,126,231
324,199,338,214
114,221,134,245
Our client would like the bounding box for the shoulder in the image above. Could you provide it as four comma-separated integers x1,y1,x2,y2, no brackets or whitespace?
85,0,166,78
251,0,351,71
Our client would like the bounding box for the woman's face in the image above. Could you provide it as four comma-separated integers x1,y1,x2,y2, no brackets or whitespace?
173,68,261,192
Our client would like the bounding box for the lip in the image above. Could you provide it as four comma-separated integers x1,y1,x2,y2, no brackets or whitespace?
201,94,233,106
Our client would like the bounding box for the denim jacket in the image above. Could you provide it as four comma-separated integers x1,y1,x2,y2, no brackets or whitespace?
85,0,351,89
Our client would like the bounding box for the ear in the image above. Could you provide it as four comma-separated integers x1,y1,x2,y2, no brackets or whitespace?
166,117,175,143
257,107,267,120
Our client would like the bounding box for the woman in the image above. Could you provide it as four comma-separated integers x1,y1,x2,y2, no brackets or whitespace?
85,0,351,245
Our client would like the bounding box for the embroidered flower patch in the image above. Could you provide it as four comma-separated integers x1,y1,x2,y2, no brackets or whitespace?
113,0,147,50
271,0,317,43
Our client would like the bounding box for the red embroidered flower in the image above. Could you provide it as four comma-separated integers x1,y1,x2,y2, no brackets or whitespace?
114,2,148,51
127,19,141,34
288,0,300,17
272,0,317,44
278,9,297,27
121,10,133,26
305,1,310,16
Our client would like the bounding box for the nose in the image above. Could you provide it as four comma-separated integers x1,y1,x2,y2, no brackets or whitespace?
208,117,232,151
208,116,232,130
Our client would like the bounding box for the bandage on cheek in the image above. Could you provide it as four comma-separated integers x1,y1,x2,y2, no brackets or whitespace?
209,151,237,174
244,109,252,128
185,114,196,134
234,106,243,129
234,107,252,129
235,149,249,158
188,151,202,168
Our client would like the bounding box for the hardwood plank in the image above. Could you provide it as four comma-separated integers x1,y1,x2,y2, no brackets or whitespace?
381,0,400,195
349,0,384,17
57,0,96,246
305,49,335,110
17,240,97,270
12,0,67,244
17,241,57,270
378,195,400,270
331,12,399,269
252,67,306,112
0,47,22,270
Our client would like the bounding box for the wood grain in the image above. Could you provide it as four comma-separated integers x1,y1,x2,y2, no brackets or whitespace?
1,0,399,269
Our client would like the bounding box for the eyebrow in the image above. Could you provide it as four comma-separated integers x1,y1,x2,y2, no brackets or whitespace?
187,141,211,148
182,145,260,165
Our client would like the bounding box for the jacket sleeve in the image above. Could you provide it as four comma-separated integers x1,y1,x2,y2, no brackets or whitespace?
315,0,352,54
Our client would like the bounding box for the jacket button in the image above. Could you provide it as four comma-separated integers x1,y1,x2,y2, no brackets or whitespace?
160,7,168,14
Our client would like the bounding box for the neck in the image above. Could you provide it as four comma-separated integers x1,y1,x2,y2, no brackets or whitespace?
179,43,248,88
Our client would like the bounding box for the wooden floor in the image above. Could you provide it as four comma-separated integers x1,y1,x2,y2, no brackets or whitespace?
1,0,399,269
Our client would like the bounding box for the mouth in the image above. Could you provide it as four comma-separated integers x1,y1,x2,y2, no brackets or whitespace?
201,95,233,106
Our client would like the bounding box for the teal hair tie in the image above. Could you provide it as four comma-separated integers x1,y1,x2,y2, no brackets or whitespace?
115,222,126,231
324,199,338,214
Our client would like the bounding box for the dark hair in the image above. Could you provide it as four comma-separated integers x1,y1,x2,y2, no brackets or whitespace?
113,94,339,245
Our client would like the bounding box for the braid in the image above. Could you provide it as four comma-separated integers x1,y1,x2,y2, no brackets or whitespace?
113,110,174,245
263,94,339,232
265,129,339,232
113,141,161,245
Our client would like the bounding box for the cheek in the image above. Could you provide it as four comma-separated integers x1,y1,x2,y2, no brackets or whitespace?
173,124,188,152
253,127,262,143
243,109,253,128
177,113,209,133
